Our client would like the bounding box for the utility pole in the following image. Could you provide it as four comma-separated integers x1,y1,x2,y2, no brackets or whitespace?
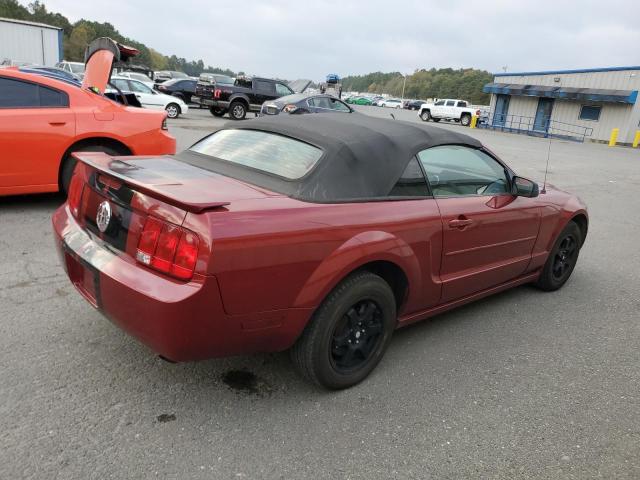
401,74,406,102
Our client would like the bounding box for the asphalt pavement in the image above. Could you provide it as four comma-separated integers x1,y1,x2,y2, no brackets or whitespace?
1,105,639,479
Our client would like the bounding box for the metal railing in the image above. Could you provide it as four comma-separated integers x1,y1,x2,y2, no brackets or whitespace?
478,112,593,143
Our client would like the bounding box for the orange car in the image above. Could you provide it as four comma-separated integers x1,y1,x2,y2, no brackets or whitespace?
0,38,176,196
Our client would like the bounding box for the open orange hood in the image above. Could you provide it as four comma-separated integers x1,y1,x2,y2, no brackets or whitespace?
81,37,139,94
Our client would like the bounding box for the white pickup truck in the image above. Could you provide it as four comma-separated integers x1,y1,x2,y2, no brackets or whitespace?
417,99,480,127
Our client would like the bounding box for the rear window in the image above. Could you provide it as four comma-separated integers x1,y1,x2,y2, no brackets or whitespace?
189,130,323,179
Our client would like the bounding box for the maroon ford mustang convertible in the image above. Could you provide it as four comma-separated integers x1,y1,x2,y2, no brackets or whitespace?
53,114,588,389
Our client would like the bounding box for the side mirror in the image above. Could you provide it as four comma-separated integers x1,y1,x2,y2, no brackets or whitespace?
512,176,539,198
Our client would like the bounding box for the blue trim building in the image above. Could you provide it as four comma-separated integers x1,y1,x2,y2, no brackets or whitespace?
482,66,640,144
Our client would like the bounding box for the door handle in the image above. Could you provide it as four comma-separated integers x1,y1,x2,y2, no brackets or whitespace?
49,122,66,126
449,218,473,229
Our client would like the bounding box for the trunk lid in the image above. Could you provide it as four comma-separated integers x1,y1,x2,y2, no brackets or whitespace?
73,152,276,213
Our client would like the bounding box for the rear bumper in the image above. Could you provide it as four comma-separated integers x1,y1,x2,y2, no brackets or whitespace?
52,205,311,361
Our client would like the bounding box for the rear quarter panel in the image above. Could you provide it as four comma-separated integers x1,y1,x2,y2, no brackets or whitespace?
183,197,444,317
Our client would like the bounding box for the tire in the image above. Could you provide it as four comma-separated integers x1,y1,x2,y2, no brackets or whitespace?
534,221,582,291
290,271,396,390
229,100,247,120
210,107,227,117
432,118,441,122
60,144,126,195
460,114,471,127
420,110,431,122
165,103,180,119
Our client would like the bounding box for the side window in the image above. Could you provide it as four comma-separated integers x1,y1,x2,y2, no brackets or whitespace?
418,146,509,197
275,83,293,96
445,100,455,106
457,101,468,107
434,100,445,106
129,80,153,94
0,77,39,107
255,80,274,93
39,85,69,107
388,157,430,197
0,78,68,108
111,79,130,91
313,96,332,109
330,98,351,112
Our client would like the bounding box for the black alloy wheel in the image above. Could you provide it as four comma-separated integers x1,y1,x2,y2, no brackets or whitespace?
330,300,385,373
535,221,582,291
552,235,578,281
290,271,396,389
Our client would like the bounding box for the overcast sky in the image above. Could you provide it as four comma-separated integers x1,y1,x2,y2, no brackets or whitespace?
43,0,639,80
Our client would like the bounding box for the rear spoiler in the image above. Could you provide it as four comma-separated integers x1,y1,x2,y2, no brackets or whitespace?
73,152,230,213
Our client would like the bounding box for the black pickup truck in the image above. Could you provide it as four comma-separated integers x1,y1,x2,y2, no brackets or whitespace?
195,75,310,120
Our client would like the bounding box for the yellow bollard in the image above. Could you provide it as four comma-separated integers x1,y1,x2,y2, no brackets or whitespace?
470,115,478,129
633,130,640,148
609,128,619,147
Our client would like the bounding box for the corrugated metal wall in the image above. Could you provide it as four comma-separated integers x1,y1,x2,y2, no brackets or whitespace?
493,69,640,143
0,20,61,67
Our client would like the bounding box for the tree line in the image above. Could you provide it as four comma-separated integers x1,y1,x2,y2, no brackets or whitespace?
0,0,237,76
342,68,493,104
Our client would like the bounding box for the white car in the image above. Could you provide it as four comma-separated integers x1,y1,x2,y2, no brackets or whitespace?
54,61,85,79
382,98,403,108
114,71,155,89
110,76,189,118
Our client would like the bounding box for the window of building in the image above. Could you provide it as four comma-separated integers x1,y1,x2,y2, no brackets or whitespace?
579,105,601,121
418,146,509,197
388,157,430,197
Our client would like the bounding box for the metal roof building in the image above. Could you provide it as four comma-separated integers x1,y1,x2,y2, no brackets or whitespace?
483,66,640,144
0,17,63,67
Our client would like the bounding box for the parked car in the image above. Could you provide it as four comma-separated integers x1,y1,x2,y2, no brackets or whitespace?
153,70,188,84
405,99,427,110
155,78,198,104
260,93,353,115
115,71,155,89
109,76,188,118
381,98,403,108
197,76,309,120
0,38,175,197
418,99,481,126
347,96,373,105
54,61,85,77
52,113,588,389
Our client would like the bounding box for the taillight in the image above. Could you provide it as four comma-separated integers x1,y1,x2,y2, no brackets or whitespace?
67,172,84,218
136,216,200,280
214,89,221,99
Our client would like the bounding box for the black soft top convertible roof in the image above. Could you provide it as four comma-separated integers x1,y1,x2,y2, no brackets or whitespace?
178,113,483,202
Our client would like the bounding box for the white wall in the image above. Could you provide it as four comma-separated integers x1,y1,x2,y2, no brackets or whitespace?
0,20,61,67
